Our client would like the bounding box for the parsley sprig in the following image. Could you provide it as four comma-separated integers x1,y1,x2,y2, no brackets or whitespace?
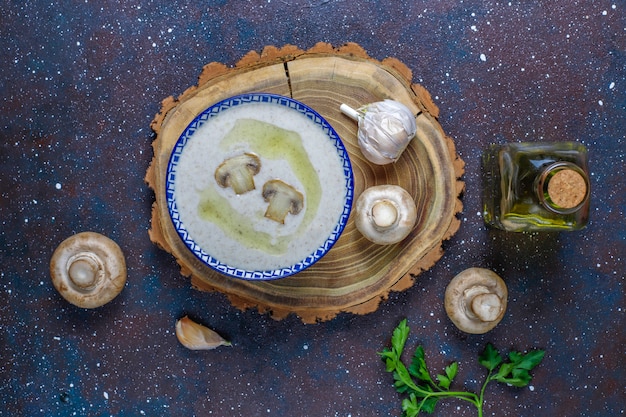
379,319,545,416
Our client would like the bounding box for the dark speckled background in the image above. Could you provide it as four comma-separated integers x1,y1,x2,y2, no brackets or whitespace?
1,1,624,416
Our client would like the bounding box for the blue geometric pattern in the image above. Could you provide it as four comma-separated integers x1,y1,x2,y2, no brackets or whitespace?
166,93,354,281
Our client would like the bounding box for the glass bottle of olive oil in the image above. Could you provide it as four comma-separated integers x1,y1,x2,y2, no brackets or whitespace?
482,142,590,232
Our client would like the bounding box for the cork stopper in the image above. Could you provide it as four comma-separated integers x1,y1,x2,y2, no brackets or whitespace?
547,168,587,209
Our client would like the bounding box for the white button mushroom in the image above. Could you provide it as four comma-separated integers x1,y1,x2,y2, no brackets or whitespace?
354,185,417,245
262,179,304,224
340,99,417,165
49,232,127,308
444,268,508,334
214,153,262,195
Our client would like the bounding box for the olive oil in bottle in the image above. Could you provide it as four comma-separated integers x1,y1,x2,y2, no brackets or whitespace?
482,142,590,232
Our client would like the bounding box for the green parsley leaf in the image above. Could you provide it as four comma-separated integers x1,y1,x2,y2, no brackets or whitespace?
419,396,439,414
436,362,458,390
392,319,410,355
402,394,419,417
409,346,434,384
513,349,546,371
490,349,545,387
478,343,502,371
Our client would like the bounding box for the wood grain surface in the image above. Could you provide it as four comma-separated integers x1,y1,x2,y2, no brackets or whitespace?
145,43,465,323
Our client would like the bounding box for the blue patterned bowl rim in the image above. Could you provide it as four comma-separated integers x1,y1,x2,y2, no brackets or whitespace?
166,93,354,280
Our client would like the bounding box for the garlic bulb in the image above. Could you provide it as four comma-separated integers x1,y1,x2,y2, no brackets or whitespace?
340,99,417,165
175,316,232,350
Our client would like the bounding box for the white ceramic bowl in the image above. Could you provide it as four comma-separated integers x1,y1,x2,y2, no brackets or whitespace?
166,93,353,280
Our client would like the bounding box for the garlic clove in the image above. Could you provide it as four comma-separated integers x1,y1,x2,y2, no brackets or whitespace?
175,316,232,350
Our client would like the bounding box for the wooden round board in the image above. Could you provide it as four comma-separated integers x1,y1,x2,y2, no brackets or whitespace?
145,43,465,323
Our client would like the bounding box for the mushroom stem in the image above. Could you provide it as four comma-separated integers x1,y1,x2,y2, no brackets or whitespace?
470,293,503,322
67,253,103,290
371,200,399,229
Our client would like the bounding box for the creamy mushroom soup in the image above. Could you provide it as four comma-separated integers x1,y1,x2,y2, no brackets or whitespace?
173,101,349,272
